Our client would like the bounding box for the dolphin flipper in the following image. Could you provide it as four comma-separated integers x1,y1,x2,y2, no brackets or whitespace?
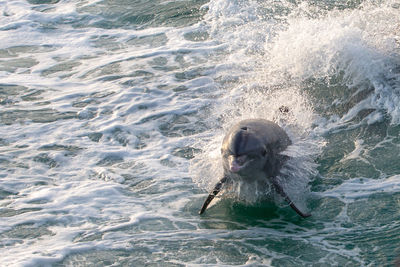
271,177,311,218
199,176,228,215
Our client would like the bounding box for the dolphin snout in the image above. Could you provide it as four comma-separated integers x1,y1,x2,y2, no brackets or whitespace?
230,160,242,172
229,155,249,173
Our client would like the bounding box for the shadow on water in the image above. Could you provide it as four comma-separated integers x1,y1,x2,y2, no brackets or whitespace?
195,197,319,230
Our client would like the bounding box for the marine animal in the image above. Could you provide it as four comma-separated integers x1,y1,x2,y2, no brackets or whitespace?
199,119,311,218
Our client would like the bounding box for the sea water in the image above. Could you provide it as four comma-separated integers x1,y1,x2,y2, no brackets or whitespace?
0,0,400,266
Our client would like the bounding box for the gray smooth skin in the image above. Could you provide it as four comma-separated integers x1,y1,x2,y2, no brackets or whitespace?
199,119,311,218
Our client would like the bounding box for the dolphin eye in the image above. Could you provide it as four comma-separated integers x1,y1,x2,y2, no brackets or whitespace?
221,149,232,158
261,149,267,157
236,155,248,164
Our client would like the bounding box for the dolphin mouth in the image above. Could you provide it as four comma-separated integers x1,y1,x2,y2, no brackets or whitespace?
230,163,242,172
229,157,253,173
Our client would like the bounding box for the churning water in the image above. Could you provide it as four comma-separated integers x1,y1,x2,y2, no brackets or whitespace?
1,0,400,266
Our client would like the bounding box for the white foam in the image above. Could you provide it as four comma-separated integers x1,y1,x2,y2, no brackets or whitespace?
324,175,400,201
265,1,400,124
340,139,368,163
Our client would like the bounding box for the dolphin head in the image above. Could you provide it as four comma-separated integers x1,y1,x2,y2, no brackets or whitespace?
221,126,268,175
201,119,310,218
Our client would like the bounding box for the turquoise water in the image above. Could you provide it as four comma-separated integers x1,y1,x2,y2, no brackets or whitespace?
1,0,400,266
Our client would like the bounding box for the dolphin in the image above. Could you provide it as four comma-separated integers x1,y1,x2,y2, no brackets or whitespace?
199,118,311,218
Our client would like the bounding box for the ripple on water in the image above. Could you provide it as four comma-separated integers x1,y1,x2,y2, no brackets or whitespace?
172,146,201,160
33,153,58,168
27,0,60,4
72,90,115,108
86,132,103,143
0,57,38,73
96,154,124,167
0,222,55,248
0,109,77,125
41,61,82,78
126,33,168,48
77,0,208,30
159,114,201,137
0,188,15,200
0,208,42,218
0,84,46,105
59,249,172,267
0,45,56,58
347,192,400,225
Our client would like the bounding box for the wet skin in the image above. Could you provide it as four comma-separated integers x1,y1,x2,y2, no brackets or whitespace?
199,119,311,218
